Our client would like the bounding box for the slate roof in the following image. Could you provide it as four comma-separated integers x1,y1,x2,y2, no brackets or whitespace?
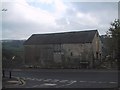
24,30,98,45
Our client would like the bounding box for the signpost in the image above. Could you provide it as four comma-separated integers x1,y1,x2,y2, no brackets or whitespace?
9,56,15,79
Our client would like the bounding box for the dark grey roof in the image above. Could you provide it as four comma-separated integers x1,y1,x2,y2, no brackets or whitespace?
24,30,98,45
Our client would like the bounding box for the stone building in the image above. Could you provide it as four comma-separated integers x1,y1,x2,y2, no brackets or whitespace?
24,30,102,68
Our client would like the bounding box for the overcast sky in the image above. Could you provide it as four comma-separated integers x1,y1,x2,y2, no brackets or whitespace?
2,0,118,40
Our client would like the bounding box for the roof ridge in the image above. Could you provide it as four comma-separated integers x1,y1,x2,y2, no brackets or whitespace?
32,30,97,35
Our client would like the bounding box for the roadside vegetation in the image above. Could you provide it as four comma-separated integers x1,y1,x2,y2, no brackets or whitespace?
99,19,120,69
2,40,25,69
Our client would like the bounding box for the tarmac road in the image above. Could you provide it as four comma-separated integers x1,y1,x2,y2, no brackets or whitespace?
4,69,119,88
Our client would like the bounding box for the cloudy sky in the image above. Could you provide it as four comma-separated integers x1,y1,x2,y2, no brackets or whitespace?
2,0,118,40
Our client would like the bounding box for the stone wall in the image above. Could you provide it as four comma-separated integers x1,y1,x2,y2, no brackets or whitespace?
62,43,94,68
24,45,54,67
92,32,102,66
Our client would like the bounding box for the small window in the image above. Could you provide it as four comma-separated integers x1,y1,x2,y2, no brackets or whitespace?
54,44,61,52
96,52,98,59
71,52,73,56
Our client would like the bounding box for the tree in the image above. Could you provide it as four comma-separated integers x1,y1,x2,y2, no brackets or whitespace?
107,19,120,69
109,19,120,58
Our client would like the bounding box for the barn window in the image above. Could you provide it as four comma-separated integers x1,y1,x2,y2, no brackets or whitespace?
71,52,73,56
99,53,102,61
96,52,98,59
54,44,61,52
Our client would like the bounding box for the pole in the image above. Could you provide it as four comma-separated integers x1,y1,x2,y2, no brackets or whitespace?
2,70,5,78
9,71,11,79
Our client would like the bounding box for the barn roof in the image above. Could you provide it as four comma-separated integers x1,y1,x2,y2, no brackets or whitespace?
24,30,98,45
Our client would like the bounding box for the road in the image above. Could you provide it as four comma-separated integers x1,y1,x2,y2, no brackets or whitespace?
4,69,119,88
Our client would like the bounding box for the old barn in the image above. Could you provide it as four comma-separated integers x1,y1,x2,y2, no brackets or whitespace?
24,30,102,68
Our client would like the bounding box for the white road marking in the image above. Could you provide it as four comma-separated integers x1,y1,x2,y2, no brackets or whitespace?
69,80,76,83
79,80,117,84
109,82,117,84
26,77,38,81
29,78,35,80
69,80,77,84
35,78,41,81
57,80,77,88
43,79,52,82
39,83,57,87
37,79,43,81
7,81,19,83
26,77,31,80
89,81,97,83
51,79,59,82
43,83,57,86
79,81,87,83
59,80,68,83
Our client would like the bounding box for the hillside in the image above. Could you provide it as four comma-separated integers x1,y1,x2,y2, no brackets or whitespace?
2,40,26,68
